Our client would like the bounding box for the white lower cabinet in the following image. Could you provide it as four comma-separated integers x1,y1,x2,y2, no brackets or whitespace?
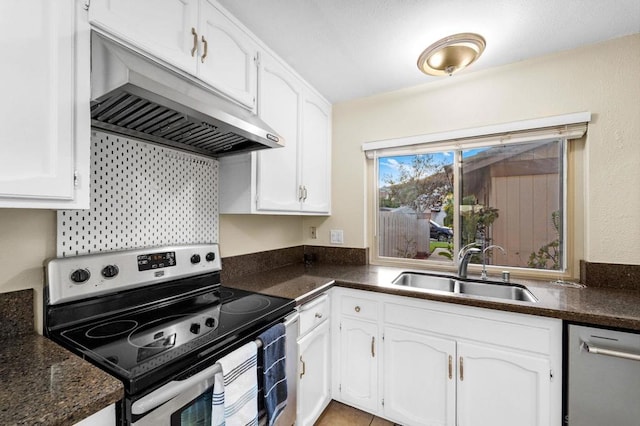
456,341,551,426
338,318,378,412
331,288,562,426
383,326,456,426
297,295,331,426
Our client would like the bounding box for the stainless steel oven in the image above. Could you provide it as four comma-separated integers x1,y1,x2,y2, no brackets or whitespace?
44,244,295,425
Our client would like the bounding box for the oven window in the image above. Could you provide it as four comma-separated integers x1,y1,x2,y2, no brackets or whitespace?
170,385,213,426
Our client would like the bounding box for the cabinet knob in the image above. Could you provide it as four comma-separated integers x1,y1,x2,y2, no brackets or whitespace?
355,306,361,313
315,312,323,319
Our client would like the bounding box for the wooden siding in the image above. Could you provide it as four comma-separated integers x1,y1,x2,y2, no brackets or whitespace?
490,173,559,268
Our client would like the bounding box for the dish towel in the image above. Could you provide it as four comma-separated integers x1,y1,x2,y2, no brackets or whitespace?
215,341,259,426
258,324,287,426
211,369,225,426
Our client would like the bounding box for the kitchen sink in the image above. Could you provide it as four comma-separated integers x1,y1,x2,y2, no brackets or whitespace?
391,272,456,292
391,272,537,303
456,280,537,302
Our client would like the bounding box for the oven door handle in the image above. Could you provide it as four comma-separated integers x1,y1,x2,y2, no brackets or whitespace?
131,362,222,415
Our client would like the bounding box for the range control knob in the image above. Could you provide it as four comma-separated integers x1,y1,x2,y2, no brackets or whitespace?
190,323,201,334
70,268,91,284
205,252,216,262
101,265,119,279
190,254,201,264
205,317,216,328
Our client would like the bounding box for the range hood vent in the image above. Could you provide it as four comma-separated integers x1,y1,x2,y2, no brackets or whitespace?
90,32,283,158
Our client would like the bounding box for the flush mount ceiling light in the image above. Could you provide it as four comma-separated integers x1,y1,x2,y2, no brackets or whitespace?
417,33,486,76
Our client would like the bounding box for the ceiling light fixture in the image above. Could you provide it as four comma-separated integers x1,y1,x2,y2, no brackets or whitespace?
417,33,486,76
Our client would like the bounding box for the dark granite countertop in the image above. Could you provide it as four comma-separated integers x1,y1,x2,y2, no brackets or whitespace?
0,333,123,426
0,289,123,426
225,263,640,331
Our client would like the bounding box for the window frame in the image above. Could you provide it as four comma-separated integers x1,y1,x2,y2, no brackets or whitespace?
365,114,588,280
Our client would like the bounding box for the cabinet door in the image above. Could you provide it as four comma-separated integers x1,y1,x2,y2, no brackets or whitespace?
0,0,88,207
89,0,198,73
338,318,378,413
297,319,331,426
383,327,456,426
198,0,257,109
300,90,331,214
456,341,551,426
255,52,302,212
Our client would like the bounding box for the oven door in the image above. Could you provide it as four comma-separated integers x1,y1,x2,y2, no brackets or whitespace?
131,361,220,426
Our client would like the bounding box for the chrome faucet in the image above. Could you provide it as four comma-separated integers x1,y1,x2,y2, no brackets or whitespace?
481,245,506,280
458,243,481,279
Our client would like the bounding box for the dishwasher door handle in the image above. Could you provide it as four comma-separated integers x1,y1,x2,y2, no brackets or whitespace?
582,342,640,362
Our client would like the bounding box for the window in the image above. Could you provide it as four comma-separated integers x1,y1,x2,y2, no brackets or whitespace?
365,113,589,275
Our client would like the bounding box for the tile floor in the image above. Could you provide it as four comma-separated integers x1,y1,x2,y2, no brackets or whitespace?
315,400,397,426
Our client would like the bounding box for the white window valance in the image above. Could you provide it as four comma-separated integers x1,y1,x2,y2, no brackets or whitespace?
362,111,590,159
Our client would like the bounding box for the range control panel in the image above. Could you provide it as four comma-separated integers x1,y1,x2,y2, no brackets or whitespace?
46,244,221,305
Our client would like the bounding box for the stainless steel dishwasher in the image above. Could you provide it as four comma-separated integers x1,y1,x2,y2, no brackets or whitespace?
566,324,640,425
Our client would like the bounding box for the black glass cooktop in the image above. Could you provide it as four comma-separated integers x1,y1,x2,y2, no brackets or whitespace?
50,285,294,391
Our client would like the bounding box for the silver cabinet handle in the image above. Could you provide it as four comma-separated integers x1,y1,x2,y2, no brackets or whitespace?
201,35,208,63
371,336,375,357
448,355,453,380
354,306,361,313
303,185,308,201
315,312,323,319
191,27,198,57
299,355,306,379
582,342,640,361
298,185,304,201
459,356,464,381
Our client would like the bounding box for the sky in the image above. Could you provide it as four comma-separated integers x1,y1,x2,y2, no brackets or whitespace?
378,149,488,186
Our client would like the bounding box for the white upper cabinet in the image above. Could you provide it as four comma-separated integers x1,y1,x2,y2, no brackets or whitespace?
88,0,198,73
198,1,257,108
254,51,303,212
219,50,331,215
0,0,90,208
300,89,331,213
89,0,258,110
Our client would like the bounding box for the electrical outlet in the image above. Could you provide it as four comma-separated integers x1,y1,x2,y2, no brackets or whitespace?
330,229,344,244
310,226,317,239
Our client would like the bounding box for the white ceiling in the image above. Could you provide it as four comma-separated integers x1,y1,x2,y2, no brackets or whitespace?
217,0,640,104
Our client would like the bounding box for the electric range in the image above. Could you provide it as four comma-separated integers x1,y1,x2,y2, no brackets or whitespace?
44,244,294,424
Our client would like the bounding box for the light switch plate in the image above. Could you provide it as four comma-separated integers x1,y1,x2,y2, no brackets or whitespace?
330,229,344,244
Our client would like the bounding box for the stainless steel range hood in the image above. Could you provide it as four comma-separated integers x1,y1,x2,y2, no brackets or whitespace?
90,32,283,157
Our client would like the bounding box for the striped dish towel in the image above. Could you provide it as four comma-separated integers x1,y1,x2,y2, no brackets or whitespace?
258,324,287,426
218,341,259,426
211,369,225,426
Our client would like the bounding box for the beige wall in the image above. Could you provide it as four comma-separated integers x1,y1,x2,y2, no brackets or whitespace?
219,215,303,257
0,209,56,333
310,34,640,266
1,34,639,331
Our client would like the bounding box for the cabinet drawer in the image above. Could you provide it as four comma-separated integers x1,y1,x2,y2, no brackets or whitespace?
299,294,330,337
340,296,378,321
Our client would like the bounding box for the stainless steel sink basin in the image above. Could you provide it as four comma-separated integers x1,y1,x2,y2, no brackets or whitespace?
457,280,537,302
391,272,537,303
391,273,456,292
